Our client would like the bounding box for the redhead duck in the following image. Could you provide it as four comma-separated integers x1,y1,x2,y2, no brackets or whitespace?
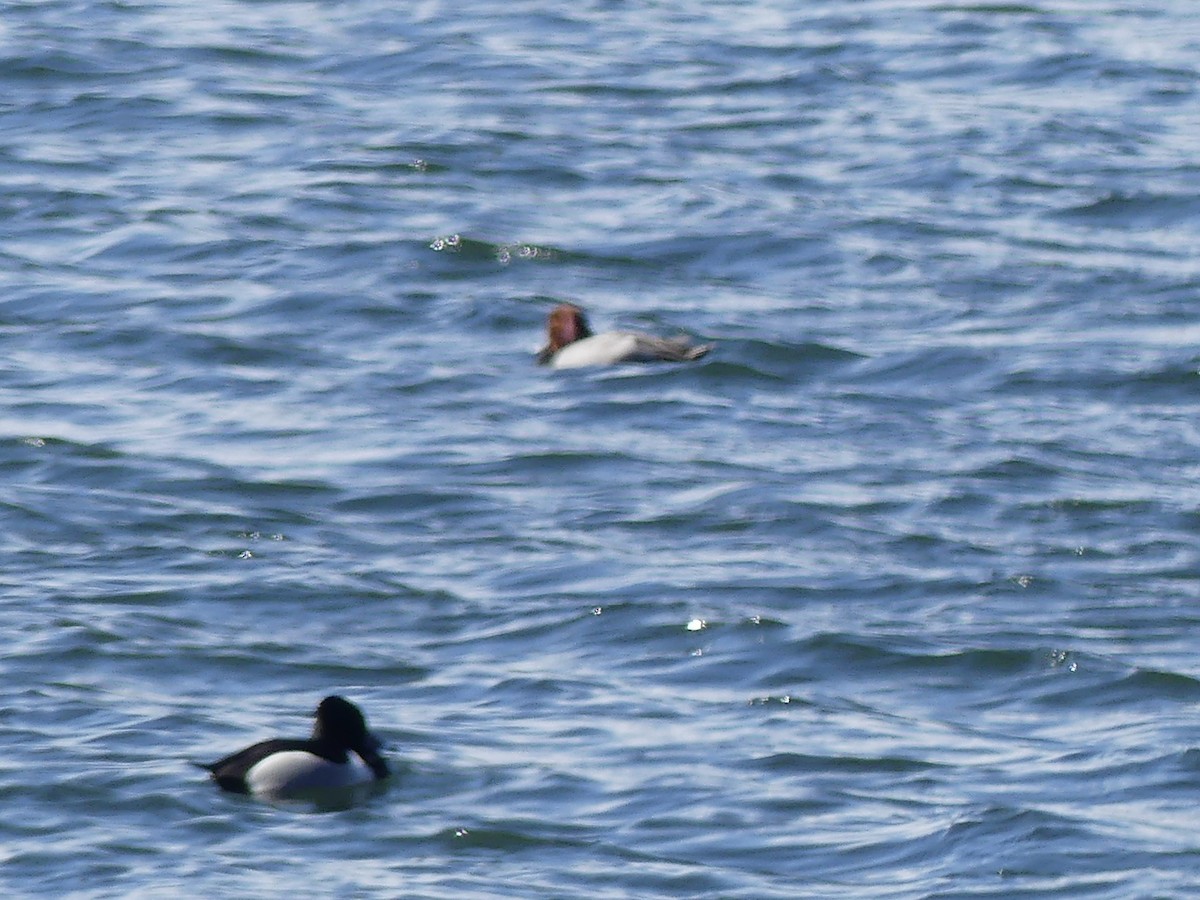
536,303,713,369
201,696,388,799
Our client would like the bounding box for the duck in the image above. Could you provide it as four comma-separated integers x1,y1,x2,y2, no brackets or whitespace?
536,303,713,369
200,695,389,799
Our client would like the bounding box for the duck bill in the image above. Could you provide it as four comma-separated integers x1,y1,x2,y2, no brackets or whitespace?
356,731,390,779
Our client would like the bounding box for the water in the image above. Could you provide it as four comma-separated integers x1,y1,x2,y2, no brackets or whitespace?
3,0,1200,896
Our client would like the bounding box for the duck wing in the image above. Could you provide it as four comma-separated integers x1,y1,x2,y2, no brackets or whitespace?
201,738,319,794
628,334,713,363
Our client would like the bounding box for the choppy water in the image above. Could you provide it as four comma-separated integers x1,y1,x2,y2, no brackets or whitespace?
3,0,1200,896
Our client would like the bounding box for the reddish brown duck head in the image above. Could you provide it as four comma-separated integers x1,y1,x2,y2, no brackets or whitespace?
537,303,594,365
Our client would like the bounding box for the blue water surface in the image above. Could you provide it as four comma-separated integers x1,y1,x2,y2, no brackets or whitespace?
3,1,1200,896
